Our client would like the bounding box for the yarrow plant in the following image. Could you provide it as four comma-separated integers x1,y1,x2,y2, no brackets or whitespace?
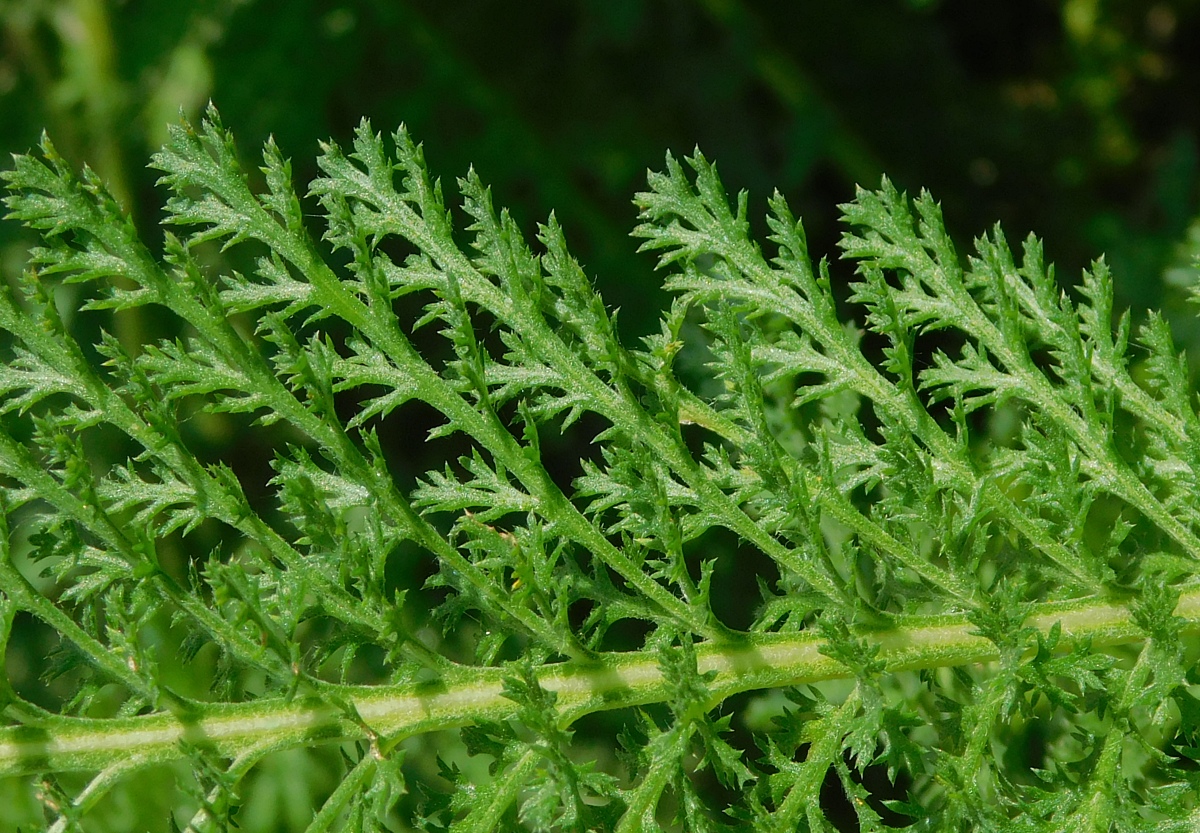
1,104,1199,831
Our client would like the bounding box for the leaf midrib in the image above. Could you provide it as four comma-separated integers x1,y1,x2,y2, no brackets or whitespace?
5,585,1195,777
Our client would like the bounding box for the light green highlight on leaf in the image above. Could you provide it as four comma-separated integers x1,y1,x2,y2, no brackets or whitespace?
3,106,1200,830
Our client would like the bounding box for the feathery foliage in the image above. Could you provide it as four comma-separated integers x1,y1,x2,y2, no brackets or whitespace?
2,106,1200,831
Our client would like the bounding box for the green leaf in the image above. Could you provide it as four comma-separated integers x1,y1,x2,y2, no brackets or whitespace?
2,108,1200,831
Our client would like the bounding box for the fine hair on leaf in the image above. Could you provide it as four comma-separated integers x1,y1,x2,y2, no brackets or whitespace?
1,105,1199,831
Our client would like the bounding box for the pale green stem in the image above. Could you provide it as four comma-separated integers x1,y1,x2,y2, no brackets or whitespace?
47,754,157,833
614,724,692,833
52,0,130,209
454,749,541,832
179,744,272,833
771,688,862,830
302,754,377,833
3,587,1199,777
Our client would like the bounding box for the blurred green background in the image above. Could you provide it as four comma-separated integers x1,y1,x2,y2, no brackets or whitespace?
3,0,1200,830
4,0,1200,338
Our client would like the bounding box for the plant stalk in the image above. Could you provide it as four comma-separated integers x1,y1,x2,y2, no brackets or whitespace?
3,587,1198,777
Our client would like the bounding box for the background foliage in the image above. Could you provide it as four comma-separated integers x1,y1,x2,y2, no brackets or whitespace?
2,1,1200,830
4,0,1200,330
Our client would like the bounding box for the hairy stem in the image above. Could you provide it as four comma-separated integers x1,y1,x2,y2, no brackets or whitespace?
4,587,1197,777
